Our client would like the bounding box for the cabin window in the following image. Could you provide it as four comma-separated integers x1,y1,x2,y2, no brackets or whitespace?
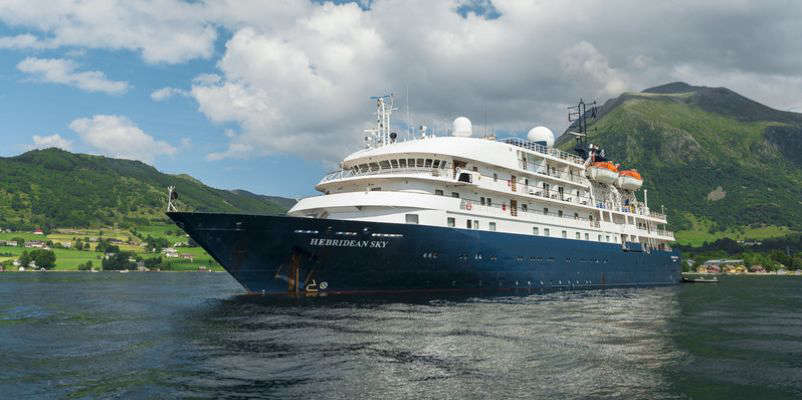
425,159,433,168
598,235,603,241
489,222,497,231
558,210,563,218
585,233,589,240
487,198,492,206
562,230,567,238
452,192,460,198
543,207,549,215
435,189,444,196
379,160,391,169
370,187,382,191
521,204,528,212
544,228,550,236
467,220,472,229
576,232,581,240
524,178,529,186
606,235,610,242
480,197,486,205
574,212,579,220
399,159,407,168
432,160,440,168
447,217,455,227
369,162,380,171
405,214,419,224
533,227,539,235
474,220,479,229
441,161,448,169
390,159,399,168
416,158,425,167
493,173,498,182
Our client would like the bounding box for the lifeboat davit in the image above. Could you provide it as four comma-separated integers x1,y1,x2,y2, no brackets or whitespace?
617,169,643,190
588,161,619,185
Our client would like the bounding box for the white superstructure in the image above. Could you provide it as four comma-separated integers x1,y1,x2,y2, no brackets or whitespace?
289,95,674,251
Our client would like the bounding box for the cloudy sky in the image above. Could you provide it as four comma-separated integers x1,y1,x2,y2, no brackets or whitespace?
2,0,801,197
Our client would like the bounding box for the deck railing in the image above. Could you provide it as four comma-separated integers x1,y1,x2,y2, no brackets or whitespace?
319,167,443,184
502,138,584,165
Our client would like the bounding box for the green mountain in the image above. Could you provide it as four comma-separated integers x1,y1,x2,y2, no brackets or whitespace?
0,148,295,230
557,82,802,243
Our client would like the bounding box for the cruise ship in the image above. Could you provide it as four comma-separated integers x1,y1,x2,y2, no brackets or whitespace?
168,95,680,295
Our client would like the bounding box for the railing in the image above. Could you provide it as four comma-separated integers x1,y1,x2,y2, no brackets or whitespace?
319,167,444,184
502,138,584,165
519,160,586,184
656,229,675,239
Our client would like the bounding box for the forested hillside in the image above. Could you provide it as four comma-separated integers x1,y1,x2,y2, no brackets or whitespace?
557,82,802,242
0,148,295,230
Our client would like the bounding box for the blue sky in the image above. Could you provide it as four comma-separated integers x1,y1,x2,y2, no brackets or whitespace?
1,1,801,199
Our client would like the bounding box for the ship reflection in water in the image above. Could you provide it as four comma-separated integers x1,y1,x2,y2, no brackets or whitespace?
1,273,801,399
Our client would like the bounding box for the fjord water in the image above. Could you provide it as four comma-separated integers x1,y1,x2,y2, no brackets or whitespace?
1,273,800,399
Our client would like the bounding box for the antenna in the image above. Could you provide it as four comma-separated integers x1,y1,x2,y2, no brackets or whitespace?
363,94,398,148
405,84,411,140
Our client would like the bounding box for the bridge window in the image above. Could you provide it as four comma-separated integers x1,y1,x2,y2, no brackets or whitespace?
369,162,380,171
399,159,407,168
405,214,419,224
432,160,440,168
407,158,415,167
425,159,433,168
359,164,369,172
379,160,391,169
390,159,399,168
447,217,455,227
416,158,424,167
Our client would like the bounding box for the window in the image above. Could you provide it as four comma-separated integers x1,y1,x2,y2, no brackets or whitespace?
379,160,391,169
467,220,472,229
480,197,486,205
432,160,440,168
416,158,424,167
425,159,433,168
451,192,460,198
576,232,580,240
524,178,529,186
472,166,478,172
522,204,528,212
606,235,610,242
574,212,579,220
489,222,496,231
407,158,415,167
543,207,549,215
487,198,492,206
435,189,444,196
405,214,419,224
562,230,567,238
447,217,455,227
544,228,550,236
558,210,563,218
598,235,603,241
390,159,399,168
585,233,589,240
441,161,447,169
369,162,380,171
399,159,407,168
533,227,539,235
474,220,479,229
493,173,498,182
370,187,382,191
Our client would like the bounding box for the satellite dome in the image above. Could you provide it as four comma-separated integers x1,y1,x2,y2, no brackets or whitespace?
452,117,472,137
527,126,554,147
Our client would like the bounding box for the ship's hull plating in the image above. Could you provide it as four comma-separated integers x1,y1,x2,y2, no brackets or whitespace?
167,212,681,295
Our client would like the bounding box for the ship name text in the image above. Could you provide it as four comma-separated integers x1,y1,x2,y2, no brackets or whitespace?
309,238,388,248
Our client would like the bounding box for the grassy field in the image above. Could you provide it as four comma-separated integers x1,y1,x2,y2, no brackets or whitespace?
674,215,793,246
0,223,223,271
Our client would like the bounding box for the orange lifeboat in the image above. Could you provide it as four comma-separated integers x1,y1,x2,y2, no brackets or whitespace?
617,169,643,190
588,161,619,185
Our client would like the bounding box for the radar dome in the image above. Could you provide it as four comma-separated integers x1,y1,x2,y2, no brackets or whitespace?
527,126,554,147
452,117,472,137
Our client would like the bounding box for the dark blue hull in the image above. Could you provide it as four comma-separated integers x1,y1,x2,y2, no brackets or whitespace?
167,212,681,295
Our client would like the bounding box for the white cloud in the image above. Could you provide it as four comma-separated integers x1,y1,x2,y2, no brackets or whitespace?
17,57,129,94
150,86,188,101
28,134,73,150
0,34,56,49
68,115,176,163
